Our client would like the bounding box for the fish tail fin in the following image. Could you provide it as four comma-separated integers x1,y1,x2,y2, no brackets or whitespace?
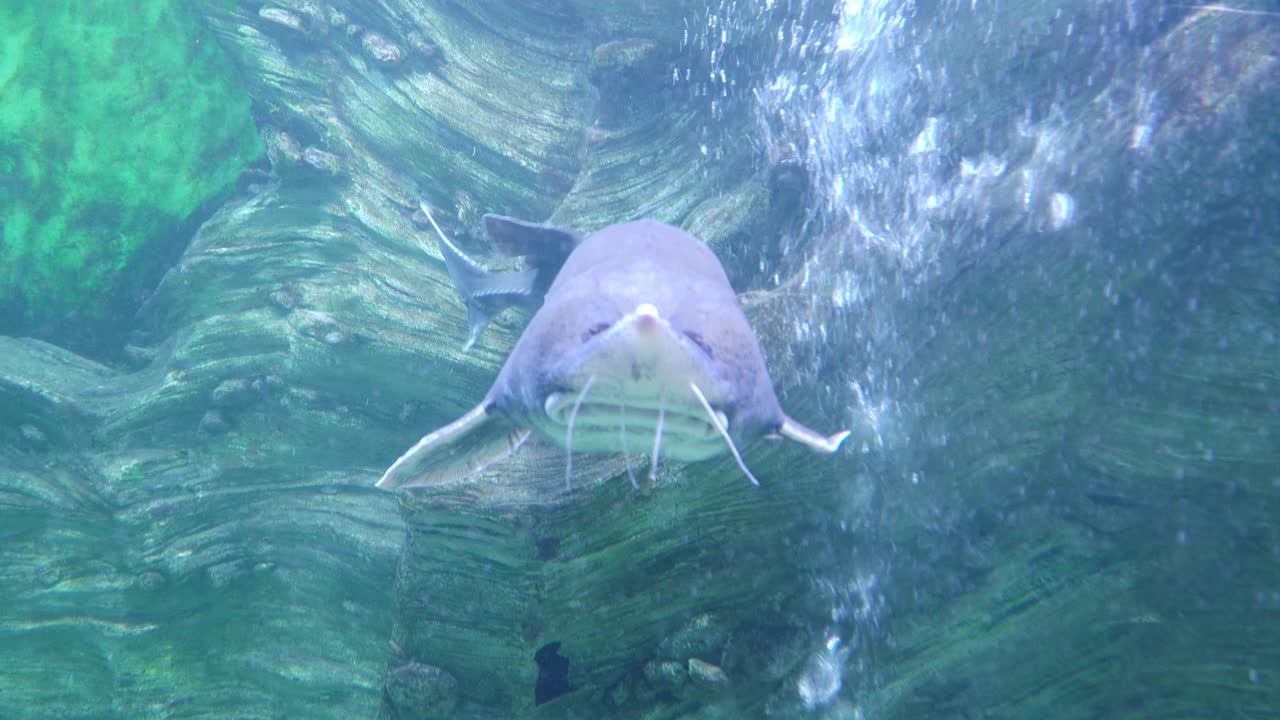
462,305,487,353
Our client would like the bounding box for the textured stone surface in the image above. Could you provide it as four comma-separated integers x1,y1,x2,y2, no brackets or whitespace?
0,2,1276,720
830,9,1280,720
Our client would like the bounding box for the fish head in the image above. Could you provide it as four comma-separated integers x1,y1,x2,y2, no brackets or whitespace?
514,300,783,463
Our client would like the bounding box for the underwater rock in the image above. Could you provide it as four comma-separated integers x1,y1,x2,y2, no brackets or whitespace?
198,409,228,435
258,0,328,40
289,310,356,347
264,127,304,169
407,31,440,63
206,559,246,589
657,613,728,663
135,571,167,591
384,662,459,720
591,38,661,72
687,658,729,686
643,660,687,691
122,344,157,366
301,147,344,177
211,378,257,409
257,6,306,36
17,424,47,450
361,31,403,67
588,38,672,127
267,285,301,312
291,0,327,29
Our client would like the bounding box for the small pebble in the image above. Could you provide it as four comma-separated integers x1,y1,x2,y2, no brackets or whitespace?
362,31,403,66
123,344,157,365
302,146,343,176
258,6,305,35
268,286,300,311
642,660,686,689
264,128,303,167
207,560,245,589
687,657,729,685
18,424,48,449
199,410,228,434
408,31,440,60
385,662,459,719
136,571,166,591
211,378,256,409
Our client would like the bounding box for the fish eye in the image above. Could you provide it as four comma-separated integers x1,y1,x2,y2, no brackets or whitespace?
582,322,611,343
683,330,714,359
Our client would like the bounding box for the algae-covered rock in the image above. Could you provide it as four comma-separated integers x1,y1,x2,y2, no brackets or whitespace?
385,661,459,719
0,0,262,351
592,38,662,71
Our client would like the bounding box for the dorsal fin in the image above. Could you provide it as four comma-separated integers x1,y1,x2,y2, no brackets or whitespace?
482,214,583,294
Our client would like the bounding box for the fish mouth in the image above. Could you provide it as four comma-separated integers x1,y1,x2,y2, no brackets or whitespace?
538,303,729,463
543,386,726,462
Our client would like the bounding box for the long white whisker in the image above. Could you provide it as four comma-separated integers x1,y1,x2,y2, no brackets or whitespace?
564,375,596,490
649,390,666,482
619,402,638,488
689,381,759,486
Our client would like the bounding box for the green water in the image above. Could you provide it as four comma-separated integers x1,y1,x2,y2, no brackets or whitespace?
0,0,260,349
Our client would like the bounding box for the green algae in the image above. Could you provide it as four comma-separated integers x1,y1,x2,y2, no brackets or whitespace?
0,0,261,345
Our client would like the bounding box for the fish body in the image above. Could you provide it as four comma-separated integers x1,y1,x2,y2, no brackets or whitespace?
376,210,848,490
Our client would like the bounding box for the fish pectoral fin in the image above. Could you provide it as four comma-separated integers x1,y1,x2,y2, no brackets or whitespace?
778,416,851,454
376,403,531,490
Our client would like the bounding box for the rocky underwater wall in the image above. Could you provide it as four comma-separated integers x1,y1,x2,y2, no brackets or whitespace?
1,1,1277,719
